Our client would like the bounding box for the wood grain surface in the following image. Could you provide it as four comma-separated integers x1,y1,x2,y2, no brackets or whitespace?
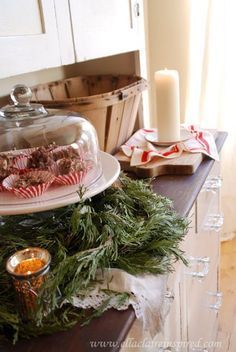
217,237,236,352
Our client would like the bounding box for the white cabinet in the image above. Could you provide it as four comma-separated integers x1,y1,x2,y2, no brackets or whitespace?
122,160,223,352
149,162,223,352
69,0,141,62
0,0,144,79
0,0,74,79
184,162,222,351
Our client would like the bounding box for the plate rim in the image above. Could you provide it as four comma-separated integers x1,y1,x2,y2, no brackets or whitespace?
0,151,120,216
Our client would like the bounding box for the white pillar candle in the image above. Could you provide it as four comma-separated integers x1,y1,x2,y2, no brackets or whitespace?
154,69,180,142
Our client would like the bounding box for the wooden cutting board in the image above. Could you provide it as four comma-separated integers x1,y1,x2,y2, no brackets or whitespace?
115,130,218,178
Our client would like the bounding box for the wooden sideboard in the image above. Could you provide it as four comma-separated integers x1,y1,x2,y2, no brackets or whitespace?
2,132,227,352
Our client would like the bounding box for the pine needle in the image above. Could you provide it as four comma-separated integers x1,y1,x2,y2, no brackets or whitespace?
0,174,188,343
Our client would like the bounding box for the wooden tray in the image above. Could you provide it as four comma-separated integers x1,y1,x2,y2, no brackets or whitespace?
115,130,218,178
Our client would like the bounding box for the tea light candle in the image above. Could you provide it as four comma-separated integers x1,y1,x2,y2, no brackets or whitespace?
6,247,51,320
14,257,46,276
154,69,180,142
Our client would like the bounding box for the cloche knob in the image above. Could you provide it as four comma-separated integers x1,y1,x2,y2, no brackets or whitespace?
10,85,32,106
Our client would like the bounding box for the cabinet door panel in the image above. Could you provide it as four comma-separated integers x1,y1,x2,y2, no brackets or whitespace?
186,255,219,351
184,160,221,350
0,0,70,78
0,0,43,36
70,0,140,61
161,267,182,343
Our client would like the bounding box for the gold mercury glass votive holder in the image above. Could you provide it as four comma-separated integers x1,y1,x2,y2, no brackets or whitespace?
6,247,51,321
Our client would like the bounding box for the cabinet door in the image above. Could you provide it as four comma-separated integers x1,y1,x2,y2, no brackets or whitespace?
156,208,196,347
69,0,141,61
183,162,222,351
184,235,220,351
161,267,182,343
0,0,74,78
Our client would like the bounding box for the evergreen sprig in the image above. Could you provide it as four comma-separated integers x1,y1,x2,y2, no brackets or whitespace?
0,174,188,343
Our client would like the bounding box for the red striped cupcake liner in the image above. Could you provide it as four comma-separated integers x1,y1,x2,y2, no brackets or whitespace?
0,167,20,190
2,171,55,199
54,169,88,186
13,155,28,170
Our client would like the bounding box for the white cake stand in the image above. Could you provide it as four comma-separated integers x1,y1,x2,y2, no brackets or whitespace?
0,151,120,216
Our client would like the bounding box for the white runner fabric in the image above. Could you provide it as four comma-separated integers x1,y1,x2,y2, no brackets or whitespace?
71,268,167,337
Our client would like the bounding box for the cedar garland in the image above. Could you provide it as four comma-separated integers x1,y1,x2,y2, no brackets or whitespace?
0,175,188,343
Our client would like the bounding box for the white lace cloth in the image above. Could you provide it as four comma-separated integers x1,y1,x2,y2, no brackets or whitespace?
70,268,167,337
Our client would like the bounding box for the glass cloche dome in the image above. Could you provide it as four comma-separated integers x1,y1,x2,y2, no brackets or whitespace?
0,84,103,201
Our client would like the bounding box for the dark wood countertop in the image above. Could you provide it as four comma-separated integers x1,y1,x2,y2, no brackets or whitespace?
1,132,227,352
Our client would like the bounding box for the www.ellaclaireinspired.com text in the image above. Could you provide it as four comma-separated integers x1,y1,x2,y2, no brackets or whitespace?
90,337,222,349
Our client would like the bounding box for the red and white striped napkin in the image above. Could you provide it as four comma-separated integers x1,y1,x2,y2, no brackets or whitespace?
120,125,219,166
